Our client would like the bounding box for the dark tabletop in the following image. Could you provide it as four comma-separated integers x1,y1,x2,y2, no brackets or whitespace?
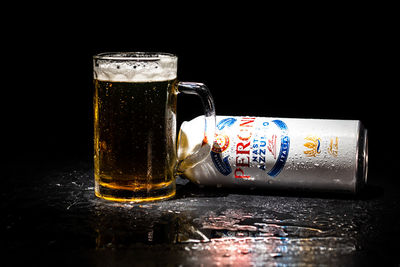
2,159,399,266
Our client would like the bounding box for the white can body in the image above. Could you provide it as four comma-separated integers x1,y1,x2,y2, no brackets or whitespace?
178,116,368,193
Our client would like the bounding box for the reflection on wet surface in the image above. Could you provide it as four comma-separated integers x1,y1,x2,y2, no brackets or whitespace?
2,163,393,265
89,197,363,265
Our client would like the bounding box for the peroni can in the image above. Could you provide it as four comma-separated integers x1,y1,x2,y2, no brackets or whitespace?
177,116,368,194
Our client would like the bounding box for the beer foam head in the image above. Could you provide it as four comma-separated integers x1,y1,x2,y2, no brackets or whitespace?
93,52,177,82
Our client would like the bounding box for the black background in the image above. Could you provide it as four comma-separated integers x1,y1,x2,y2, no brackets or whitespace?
1,7,395,181
1,6,399,265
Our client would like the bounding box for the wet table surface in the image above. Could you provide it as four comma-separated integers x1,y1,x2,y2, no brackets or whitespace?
2,160,399,266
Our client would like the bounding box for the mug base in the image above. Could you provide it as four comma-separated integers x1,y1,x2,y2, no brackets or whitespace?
94,180,176,203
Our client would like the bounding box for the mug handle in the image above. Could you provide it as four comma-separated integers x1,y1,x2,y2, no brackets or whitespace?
176,81,216,173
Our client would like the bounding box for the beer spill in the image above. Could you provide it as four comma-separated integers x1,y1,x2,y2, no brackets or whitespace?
26,165,375,265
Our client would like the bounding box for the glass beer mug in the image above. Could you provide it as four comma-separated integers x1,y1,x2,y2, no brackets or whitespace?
93,52,215,202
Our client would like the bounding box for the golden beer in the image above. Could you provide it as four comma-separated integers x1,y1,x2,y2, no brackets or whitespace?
94,79,177,201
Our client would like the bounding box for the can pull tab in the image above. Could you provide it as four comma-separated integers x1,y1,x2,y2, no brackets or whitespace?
175,82,216,174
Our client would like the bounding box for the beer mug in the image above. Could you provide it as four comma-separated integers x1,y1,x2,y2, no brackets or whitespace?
93,52,216,202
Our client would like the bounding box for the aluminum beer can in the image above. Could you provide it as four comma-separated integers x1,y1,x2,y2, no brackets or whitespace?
178,116,368,194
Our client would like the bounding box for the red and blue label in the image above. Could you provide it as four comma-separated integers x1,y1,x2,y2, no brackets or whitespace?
210,117,290,179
